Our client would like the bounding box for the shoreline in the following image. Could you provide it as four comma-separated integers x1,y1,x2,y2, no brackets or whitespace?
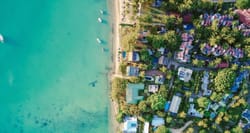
109,0,121,132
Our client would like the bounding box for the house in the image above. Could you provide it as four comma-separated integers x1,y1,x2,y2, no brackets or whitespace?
242,109,250,123
210,0,236,2
152,115,165,127
138,31,150,43
201,13,233,27
158,56,168,65
201,71,212,96
155,75,165,84
143,122,149,133
216,62,229,68
176,33,193,63
126,83,144,104
210,103,220,112
188,104,203,118
152,0,162,7
169,95,182,115
236,9,250,27
231,71,249,92
218,94,233,107
128,51,140,62
148,85,159,93
178,67,193,82
123,117,138,133
126,66,139,76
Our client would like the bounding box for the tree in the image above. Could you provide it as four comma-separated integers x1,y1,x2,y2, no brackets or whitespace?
160,66,167,73
178,111,186,118
235,0,250,9
111,78,127,101
197,97,210,108
138,100,148,112
155,126,170,133
214,68,236,92
116,112,124,123
147,93,166,111
232,126,243,133
185,127,194,133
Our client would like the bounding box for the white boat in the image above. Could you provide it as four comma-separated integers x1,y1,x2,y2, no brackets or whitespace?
0,34,4,43
100,10,104,14
96,38,102,44
98,17,102,23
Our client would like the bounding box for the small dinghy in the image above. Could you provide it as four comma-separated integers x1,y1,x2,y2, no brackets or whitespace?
0,34,4,43
98,17,103,23
96,38,102,44
100,10,104,14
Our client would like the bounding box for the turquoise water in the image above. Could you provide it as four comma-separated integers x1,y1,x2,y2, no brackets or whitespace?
0,0,111,132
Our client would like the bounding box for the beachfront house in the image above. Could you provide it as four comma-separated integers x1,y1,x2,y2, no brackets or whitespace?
178,67,193,82
169,95,182,115
126,83,144,104
128,51,140,62
148,85,159,93
123,116,138,133
151,115,165,128
126,66,139,77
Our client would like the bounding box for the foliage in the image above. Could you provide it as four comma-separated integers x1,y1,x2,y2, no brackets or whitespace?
235,0,250,9
197,97,210,108
116,112,124,123
147,93,166,111
154,126,170,133
120,63,127,75
138,100,148,112
111,78,127,101
214,68,236,92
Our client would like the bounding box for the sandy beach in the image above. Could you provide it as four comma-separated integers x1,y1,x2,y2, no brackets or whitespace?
109,0,122,132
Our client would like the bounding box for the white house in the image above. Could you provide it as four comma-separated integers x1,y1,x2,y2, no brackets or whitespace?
169,95,182,115
123,117,138,133
178,67,193,82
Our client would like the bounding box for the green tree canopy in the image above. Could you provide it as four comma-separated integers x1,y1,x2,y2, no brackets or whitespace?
154,125,170,133
214,68,236,92
235,0,250,9
197,97,210,108
147,93,166,111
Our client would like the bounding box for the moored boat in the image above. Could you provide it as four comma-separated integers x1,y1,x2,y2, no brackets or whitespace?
0,34,4,43
96,38,102,44
98,17,102,23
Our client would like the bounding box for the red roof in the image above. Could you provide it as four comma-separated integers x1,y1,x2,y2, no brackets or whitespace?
216,62,229,68
236,9,250,27
182,14,192,23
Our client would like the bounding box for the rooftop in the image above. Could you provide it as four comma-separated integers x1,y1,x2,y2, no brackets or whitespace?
126,83,144,104
123,117,138,133
169,95,182,114
178,67,193,82
126,66,139,77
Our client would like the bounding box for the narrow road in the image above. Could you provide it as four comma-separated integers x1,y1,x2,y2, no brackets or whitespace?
169,121,193,133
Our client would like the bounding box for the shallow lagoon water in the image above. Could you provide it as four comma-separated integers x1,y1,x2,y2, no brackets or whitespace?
0,0,111,132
